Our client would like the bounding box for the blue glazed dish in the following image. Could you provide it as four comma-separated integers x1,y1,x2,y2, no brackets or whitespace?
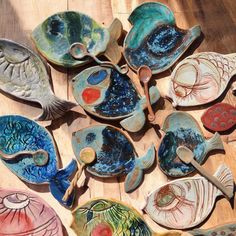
0,115,77,208
124,2,201,74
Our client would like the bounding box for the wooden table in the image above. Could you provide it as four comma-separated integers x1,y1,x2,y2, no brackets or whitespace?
0,0,236,235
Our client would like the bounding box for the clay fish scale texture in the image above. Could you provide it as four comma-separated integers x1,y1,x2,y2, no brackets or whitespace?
0,39,76,120
123,2,201,74
72,125,155,192
0,188,63,236
72,66,160,132
158,112,224,177
0,115,77,208
144,165,234,229
31,11,117,67
168,52,236,107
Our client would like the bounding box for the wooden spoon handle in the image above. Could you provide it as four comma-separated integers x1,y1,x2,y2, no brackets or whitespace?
144,83,155,121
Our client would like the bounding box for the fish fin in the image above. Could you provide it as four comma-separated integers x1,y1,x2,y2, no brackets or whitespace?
36,95,77,121
205,132,224,153
104,18,123,64
214,164,234,197
120,109,146,132
49,159,77,208
124,144,155,192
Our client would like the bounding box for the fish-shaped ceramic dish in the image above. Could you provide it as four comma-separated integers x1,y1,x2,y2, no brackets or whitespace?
158,111,224,177
0,115,77,208
31,11,123,67
72,66,160,132
144,164,234,229
71,198,187,236
168,52,236,107
0,39,76,120
201,103,236,132
189,222,236,235
72,125,155,192
0,188,63,235
123,2,201,74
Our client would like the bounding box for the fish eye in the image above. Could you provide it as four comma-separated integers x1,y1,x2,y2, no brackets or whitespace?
90,200,111,212
87,69,108,85
1,193,30,209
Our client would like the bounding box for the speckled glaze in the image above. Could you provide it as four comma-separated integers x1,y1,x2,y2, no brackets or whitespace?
0,115,77,208
123,2,201,74
0,188,63,235
158,112,224,177
72,125,155,192
32,11,120,67
144,164,234,229
72,66,160,132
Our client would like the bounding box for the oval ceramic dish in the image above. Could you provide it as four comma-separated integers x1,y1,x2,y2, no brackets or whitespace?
123,2,201,74
158,111,224,177
31,11,123,67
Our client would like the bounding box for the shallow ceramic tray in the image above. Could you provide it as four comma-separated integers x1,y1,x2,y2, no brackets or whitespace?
0,38,76,120
0,115,77,208
123,2,201,74
32,11,123,67
72,124,155,193
168,52,236,107
158,111,224,177
144,164,234,229
0,188,63,235
72,66,160,132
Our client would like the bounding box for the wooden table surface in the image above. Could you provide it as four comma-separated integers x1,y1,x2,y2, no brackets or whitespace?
0,0,236,235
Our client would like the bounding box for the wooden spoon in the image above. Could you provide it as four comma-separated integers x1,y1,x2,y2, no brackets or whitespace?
62,147,96,202
69,42,129,74
138,65,156,122
176,146,233,199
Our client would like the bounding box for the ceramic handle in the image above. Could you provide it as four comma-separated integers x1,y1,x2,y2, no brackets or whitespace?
144,83,155,121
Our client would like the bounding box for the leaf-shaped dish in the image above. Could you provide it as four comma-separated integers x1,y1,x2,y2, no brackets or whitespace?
123,2,201,74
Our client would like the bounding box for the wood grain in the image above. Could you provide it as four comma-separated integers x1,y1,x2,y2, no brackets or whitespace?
0,0,235,235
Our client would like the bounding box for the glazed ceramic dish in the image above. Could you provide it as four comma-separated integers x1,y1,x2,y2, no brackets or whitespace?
32,11,123,67
72,124,155,193
0,115,77,208
123,2,201,74
0,188,63,235
158,111,224,177
72,66,160,132
0,39,76,120
168,52,236,107
144,164,234,229
201,103,236,132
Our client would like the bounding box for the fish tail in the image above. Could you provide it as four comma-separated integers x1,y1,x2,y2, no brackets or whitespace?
205,132,224,153
36,94,77,121
124,144,155,192
214,164,234,197
49,159,77,208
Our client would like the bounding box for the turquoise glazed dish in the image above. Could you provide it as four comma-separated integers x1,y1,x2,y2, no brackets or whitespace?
158,112,224,177
0,115,77,208
72,125,155,192
72,66,160,132
124,2,201,74
31,11,122,67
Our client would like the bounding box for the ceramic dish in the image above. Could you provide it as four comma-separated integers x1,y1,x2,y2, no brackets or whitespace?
0,39,76,120
72,124,155,193
158,111,224,177
72,66,160,132
0,188,63,235
123,2,201,74
168,52,236,107
31,11,123,67
144,164,233,229
0,115,77,208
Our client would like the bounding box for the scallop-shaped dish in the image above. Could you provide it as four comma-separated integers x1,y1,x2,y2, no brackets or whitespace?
31,11,123,67
124,2,201,74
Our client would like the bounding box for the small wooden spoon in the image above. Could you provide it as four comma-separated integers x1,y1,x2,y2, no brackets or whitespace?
62,147,96,202
69,42,129,74
0,149,49,166
176,146,233,199
138,65,155,122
